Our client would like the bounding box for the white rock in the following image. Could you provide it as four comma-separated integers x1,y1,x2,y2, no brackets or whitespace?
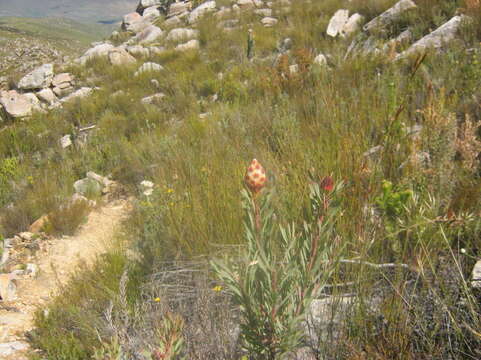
135,62,165,76
138,0,161,12
363,0,417,33
131,25,164,44
17,63,54,90
472,259,481,288
0,90,33,118
0,341,29,357
78,43,115,65
52,73,74,87
396,15,467,60
254,8,272,17
126,45,151,57
341,13,364,37
60,135,72,149
0,274,17,301
326,9,349,37
175,39,200,51
122,12,147,33
237,0,255,9
289,64,298,74
141,93,166,104
261,16,278,27
25,263,39,278
166,28,199,42
60,87,94,103
313,53,327,66
188,0,216,23
143,6,161,20
168,1,192,17
109,48,137,65
164,15,182,27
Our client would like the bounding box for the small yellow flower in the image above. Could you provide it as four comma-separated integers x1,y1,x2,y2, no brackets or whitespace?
154,297,161,302
169,202,174,207
167,188,174,194
212,285,222,292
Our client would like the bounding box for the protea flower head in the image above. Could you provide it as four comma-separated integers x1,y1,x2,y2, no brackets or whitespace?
320,175,334,192
245,159,267,194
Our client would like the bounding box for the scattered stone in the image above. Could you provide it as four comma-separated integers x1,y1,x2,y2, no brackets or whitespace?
122,12,149,33
140,180,155,196
342,13,364,37
36,88,58,105
188,0,217,23
135,62,165,76
166,28,199,42
313,53,327,66
396,15,467,60
363,0,417,33
164,15,183,27
137,0,162,13
472,260,481,288
60,134,73,149
175,39,200,51
143,6,161,20
0,274,17,301
109,48,137,66
60,87,94,103
25,263,39,278
131,25,164,44
254,8,272,17
237,0,255,9
126,45,151,57
78,43,115,65
141,93,166,104
383,29,413,52
326,9,349,37
261,16,278,27
17,63,54,90
168,1,192,18
0,341,29,357
29,215,49,233
0,90,33,118
289,64,298,74
74,177,103,197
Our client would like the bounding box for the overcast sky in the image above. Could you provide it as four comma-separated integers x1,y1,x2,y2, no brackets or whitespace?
0,0,138,23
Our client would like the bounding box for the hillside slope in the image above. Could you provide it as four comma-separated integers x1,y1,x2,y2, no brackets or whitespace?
0,0,479,359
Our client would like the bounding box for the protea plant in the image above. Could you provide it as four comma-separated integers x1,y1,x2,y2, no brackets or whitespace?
212,160,343,359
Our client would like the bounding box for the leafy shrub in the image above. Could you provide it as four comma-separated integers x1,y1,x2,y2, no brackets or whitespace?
212,161,342,359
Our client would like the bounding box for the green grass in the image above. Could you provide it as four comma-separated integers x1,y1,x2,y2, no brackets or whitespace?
0,0,479,358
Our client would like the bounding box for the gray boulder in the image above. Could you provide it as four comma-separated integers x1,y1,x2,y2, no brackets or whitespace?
0,90,33,118
73,177,103,197
143,6,161,20
363,0,417,33
109,48,137,65
78,43,115,65
396,15,467,60
135,62,165,76
188,0,217,23
60,87,94,103
137,0,161,13
175,39,200,51
326,9,349,37
166,28,199,42
122,12,150,33
131,25,164,44
0,341,28,357
141,93,166,104
168,1,192,18
17,63,54,90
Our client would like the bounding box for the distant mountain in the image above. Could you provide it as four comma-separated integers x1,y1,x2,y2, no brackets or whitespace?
0,0,138,24
0,16,111,80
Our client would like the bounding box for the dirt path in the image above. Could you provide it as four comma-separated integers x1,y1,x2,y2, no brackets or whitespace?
0,199,130,359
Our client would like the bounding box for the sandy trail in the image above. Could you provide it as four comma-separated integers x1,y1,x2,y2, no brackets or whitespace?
0,199,130,359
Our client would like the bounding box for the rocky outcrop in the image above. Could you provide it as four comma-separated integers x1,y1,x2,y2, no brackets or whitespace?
327,10,364,38
188,1,217,23
166,28,199,42
135,62,165,76
78,43,115,65
363,0,417,33
0,90,33,118
175,39,200,51
109,48,137,66
17,64,54,90
396,15,467,60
